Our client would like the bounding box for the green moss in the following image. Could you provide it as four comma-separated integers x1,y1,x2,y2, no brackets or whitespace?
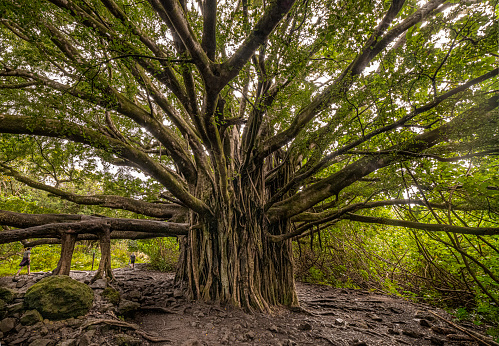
24,276,94,320
0,287,15,303
102,287,120,305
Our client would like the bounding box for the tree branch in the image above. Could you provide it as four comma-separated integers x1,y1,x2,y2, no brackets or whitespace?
0,164,186,218
219,0,298,87
344,213,499,236
267,94,499,222
0,114,211,215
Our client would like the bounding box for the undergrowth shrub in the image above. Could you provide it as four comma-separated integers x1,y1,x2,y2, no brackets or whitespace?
134,238,179,272
293,222,499,331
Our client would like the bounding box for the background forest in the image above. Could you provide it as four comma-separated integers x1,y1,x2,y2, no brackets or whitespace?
0,0,497,338
1,175,498,337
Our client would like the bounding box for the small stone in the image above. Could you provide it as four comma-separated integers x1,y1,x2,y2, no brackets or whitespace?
113,333,142,346
269,324,279,332
78,330,95,346
205,322,214,329
298,322,312,331
351,341,368,346
181,339,202,346
387,328,400,335
0,317,16,333
0,287,16,303
28,339,56,346
367,313,382,322
16,280,26,288
419,319,431,327
389,307,404,314
59,340,77,346
429,336,445,345
402,329,424,338
245,331,256,340
334,318,346,326
20,309,43,326
11,337,29,345
89,279,107,289
124,290,141,301
414,310,435,321
7,302,24,314
117,300,140,316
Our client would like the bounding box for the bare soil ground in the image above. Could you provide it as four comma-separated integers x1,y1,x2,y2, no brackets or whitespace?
1,264,497,346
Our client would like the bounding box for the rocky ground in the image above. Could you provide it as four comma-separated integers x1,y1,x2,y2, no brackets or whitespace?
0,264,497,346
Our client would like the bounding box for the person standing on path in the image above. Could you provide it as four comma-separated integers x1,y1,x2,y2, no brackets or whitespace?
129,252,136,270
14,247,32,277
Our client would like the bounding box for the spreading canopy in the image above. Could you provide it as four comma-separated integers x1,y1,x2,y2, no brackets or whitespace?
0,0,497,307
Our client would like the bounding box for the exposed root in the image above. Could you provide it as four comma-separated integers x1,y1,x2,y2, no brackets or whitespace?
80,319,171,343
288,305,318,316
428,311,498,346
140,306,178,314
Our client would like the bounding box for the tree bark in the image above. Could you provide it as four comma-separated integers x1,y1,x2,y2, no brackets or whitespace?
91,225,115,283
52,232,77,275
176,159,299,312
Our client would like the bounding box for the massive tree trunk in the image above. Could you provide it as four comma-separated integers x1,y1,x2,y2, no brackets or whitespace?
177,214,298,311
177,158,299,311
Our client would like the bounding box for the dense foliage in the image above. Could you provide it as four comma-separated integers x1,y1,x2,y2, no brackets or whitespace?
0,0,497,311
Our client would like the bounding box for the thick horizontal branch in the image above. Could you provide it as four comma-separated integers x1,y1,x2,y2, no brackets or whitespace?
0,164,186,218
346,148,499,162
22,230,178,247
0,212,188,244
267,94,499,222
344,213,499,236
291,199,475,222
0,67,197,184
0,114,211,215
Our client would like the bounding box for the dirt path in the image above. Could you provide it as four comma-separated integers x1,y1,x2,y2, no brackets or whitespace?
0,265,496,346
120,265,495,346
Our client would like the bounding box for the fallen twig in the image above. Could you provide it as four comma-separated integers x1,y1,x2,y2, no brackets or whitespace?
428,311,498,346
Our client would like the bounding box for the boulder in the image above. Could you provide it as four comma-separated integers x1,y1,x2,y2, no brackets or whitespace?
24,276,94,320
117,300,140,316
20,309,43,325
0,287,15,303
0,317,16,333
101,286,120,305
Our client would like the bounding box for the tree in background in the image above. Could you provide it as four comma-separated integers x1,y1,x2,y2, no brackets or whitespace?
0,0,497,310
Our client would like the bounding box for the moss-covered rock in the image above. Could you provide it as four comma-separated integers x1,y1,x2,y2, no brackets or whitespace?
101,287,120,305
0,287,15,303
20,309,43,325
0,299,6,312
24,276,94,320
